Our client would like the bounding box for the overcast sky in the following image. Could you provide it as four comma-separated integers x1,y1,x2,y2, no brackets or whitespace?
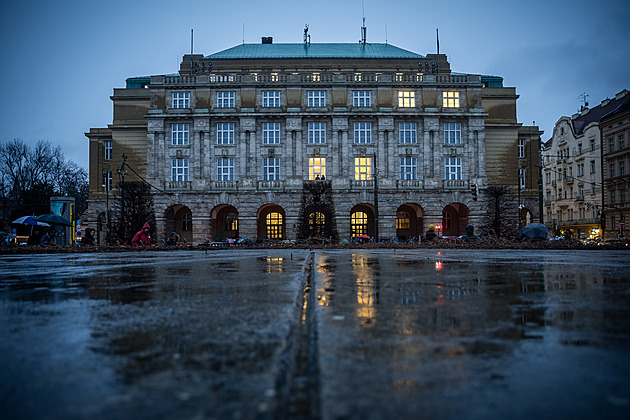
1,0,628,168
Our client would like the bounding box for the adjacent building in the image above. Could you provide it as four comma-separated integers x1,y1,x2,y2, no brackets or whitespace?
85,37,539,244
601,90,630,239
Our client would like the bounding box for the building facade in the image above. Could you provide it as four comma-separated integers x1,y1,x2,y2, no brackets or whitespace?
85,39,538,244
601,90,630,239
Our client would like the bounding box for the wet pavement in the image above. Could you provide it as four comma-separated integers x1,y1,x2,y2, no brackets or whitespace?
1,249,629,419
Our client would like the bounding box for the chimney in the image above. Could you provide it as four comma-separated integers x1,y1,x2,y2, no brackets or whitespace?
262,37,273,44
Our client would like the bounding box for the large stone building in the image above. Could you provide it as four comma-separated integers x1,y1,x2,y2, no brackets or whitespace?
601,90,630,239
85,37,539,244
542,89,629,240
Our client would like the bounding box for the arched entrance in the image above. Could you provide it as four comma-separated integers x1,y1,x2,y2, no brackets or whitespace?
396,203,423,240
350,203,375,238
442,203,470,237
165,205,193,243
212,204,239,241
257,204,286,240
520,207,533,228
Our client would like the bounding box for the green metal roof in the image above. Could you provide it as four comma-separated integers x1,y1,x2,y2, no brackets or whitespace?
204,43,426,60
126,76,151,88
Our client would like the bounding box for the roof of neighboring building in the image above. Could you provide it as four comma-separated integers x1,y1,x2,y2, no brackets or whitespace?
572,90,629,135
600,91,630,122
204,43,426,60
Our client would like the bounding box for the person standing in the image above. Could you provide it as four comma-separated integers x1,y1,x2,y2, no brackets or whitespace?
132,223,153,246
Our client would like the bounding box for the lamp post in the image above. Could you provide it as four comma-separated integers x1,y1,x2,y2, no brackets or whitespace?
373,153,379,242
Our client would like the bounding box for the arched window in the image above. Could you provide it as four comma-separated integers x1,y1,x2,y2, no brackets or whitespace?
266,212,283,239
351,211,368,237
308,212,325,236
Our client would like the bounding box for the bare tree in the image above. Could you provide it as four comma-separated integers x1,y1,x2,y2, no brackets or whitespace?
481,185,519,239
109,181,156,245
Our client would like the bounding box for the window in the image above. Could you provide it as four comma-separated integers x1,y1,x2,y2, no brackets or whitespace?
592,185,596,195
172,92,189,108
354,73,362,82
609,137,615,152
519,168,526,189
263,123,281,144
577,163,584,176
308,157,326,180
354,123,371,144
397,212,410,229
611,190,616,205
270,72,279,82
621,189,626,203
399,123,417,144
443,91,460,107
266,212,283,239
172,124,189,145
578,186,584,199
398,91,415,108
312,73,321,82
217,158,234,181
590,139,595,151
307,91,326,107
400,157,417,180
579,207,586,220
518,138,525,158
620,161,625,176
217,91,235,108
103,170,112,191
104,141,112,160
171,159,189,181
182,213,192,231
620,134,625,149
353,91,371,107
308,122,326,144
217,123,234,144
354,157,372,180
444,157,462,180
225,213,238,232
395,73,404,82
444,123,462,144
568,209,574,221
308,212,325,236
590,160,596,173
263,158,280,181
351,211,368,236
262,91,280,107
610,163,616,178
545,172,551,183
578,143,583,154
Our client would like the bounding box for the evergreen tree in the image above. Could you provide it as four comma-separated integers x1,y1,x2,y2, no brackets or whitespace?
110,181,155,245
296,180,339,240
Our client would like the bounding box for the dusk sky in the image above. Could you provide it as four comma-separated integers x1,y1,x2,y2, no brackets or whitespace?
1,0,628,168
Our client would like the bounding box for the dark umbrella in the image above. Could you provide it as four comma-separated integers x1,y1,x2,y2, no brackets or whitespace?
12,216,50,227
33,214,73,227
519,223,550,240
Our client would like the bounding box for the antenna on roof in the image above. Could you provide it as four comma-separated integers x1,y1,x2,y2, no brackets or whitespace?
385,22,388,44
190,29,194,74
360,1,367,45
579,92,590,111
243,23,245,44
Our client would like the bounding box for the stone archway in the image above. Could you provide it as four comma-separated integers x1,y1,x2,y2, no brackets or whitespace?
164,204,193,244
211,204,239,241
442,203,470,237
396,203,424,241
257,204,286,240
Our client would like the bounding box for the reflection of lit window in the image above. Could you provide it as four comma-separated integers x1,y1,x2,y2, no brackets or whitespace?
309,157,326,180
265,257,284,273
309,212,325,236
443,91,460,107
182,213,192,231
398,91,415,107
354,157,372,180
396,212,410,229
266,212,283,239
351,212,368,236
352,254,377,327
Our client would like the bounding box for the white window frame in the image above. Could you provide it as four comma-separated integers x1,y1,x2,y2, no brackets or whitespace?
104,140,112,160
309,157,326,180
519,168,526,189
308,122,326,144
171,159,189,182
444,123,461,144
354,157,372,180
399,123,416,144
217,123,234,145
518,138,525,158
307,91,326,107
400,157,417,180
444,157,462,180
263,158,280,181
172,92,190,109
217,158,234,181
172,124,189,145
103,170,112,191
354,122,371,144
443,91,460,108
398,91,415,108
353,91,371,107
262,91,281,107
262,123,281,144
217,91,235,108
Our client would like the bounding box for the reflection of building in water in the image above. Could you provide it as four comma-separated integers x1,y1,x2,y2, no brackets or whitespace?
352,253,379,327
262,257,284,274
316,254,335,307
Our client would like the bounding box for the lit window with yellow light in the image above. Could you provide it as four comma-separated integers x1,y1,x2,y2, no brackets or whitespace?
354,73,362,81
271,72,279,82
395,73,403,82
398,91,415,108
351,211,368,236
309,157,326,180
312,72,321,82
396,212,410,229
308,212,325,236
266,212,283,239
354,157,372,180
443,91,460,108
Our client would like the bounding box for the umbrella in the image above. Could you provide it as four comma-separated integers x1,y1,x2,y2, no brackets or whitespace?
33,214,73,227
11,216,49,227
519,223,550,240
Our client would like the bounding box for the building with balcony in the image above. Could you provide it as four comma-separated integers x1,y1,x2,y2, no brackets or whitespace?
85,37,538,244
542,91,629,239
600,90,630,239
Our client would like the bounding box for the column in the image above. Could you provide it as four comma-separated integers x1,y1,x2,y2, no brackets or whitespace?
332,130,340,178
295,131,303,178
378,130,386,177
341,131,349,177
